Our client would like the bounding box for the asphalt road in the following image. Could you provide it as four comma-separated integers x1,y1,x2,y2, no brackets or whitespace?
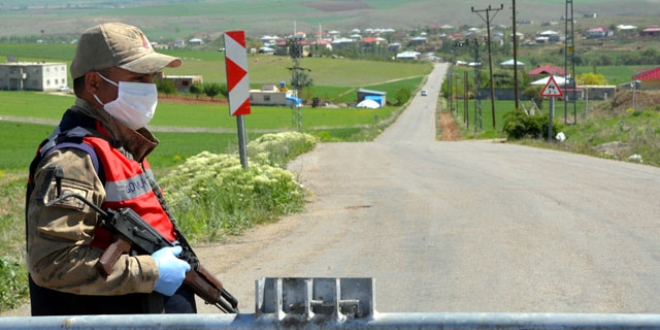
202,63,660,315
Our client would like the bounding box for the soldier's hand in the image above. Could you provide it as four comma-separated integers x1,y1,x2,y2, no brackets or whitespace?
152,246,190,296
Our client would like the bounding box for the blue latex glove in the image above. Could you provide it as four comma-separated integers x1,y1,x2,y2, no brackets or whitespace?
152,246,190,296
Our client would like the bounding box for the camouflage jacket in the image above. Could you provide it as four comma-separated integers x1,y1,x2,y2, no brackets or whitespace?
26,98,162,296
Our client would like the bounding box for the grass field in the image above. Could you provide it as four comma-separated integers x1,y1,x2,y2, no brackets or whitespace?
0,43,433,89
0,93,401,172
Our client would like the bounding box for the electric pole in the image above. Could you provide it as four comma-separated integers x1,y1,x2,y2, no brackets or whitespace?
472,4,504,130
512,0,520,109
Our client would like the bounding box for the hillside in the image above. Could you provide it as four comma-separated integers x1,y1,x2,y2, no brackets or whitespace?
1,0,660,39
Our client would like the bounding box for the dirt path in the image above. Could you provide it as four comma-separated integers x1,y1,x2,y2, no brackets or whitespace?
439,112,461,141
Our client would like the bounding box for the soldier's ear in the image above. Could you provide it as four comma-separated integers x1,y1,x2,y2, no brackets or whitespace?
84,71,102,94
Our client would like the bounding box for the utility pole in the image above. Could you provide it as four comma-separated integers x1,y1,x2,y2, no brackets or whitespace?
287,43,311,132
289,36,302,132
472,4,504,130
564,0,577,125
512,0,520,109
287,22,311,132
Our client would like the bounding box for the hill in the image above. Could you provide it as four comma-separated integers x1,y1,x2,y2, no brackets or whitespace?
1,0,660,40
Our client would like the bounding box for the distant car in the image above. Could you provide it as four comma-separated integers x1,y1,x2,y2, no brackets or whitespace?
420,89,428,96
58,86,70,92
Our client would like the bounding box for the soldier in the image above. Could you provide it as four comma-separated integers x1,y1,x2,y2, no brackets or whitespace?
26,22,195,315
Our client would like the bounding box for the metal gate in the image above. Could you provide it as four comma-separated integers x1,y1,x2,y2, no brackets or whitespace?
1,277,659,329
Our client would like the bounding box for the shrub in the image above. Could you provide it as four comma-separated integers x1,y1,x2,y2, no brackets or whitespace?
189,82,204,99
247,132,318,167
0,258,28,312
159,132,317,242
503,109,564,140
203,82,222,100
395,87,412,105
156,79,177,96
522,85,544,110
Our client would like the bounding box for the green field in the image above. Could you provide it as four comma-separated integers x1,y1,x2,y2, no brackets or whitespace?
0,92,401,172
0,43,432,90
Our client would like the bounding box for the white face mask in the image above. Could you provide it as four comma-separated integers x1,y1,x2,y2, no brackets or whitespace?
93,73,158,130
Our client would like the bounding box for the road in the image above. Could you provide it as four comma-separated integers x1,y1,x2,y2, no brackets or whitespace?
200,62,660,315
5,63,660,317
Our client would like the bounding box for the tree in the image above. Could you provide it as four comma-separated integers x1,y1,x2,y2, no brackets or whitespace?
522,85,544,109
578,73,607,86
395,87,412,106
291,70,313,101
203,82,221,100
218,84,229,98
156,79,177,97
189,82,204,99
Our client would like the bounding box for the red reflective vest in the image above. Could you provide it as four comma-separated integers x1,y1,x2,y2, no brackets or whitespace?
85,135,177,249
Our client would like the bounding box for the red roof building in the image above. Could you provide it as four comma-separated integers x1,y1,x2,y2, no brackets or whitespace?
641,27,660,37
633,67,660,80
527,65,567,77
632,67,660,90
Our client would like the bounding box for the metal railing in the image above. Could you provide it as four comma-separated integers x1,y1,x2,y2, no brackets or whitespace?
2,277,660,329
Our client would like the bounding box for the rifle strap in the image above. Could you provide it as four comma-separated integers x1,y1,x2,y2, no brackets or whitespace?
145,174,197,259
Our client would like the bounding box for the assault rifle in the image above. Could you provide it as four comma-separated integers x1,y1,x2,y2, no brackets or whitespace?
37,166,239,313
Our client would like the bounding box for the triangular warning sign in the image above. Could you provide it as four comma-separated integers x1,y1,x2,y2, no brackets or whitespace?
540,76,563,97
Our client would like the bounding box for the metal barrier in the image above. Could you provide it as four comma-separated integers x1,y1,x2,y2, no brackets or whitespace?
2,277,660,329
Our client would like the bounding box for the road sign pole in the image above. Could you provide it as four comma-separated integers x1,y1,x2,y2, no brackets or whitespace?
548,96,555,140
236,115,248,168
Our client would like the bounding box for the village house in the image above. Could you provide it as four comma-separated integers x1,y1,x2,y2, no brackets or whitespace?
527,65,567,78
499,59,525,70
159,74,203,92
188,38,203,46
0,62,68,92
632,67,660,90
586,27,613,39
249,84,288,106
537,30,560,42
640,27,660,37
396,51,421,60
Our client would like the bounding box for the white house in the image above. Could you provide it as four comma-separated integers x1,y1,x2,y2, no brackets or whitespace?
0,62,68,91
250,84,287,106
396,51,421,60
499,59,525,69
188,38,203,46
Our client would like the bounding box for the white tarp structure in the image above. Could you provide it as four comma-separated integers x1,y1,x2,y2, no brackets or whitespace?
357,99,381,109
531,76,568,86
500,59,525,67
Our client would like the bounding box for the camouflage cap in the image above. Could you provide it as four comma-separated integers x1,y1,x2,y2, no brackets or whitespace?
70,22,181,79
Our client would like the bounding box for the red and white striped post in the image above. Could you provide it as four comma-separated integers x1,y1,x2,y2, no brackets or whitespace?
224,30,251,169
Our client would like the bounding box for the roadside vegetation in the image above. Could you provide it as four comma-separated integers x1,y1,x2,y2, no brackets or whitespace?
160,132,316,242
446,85,660,166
